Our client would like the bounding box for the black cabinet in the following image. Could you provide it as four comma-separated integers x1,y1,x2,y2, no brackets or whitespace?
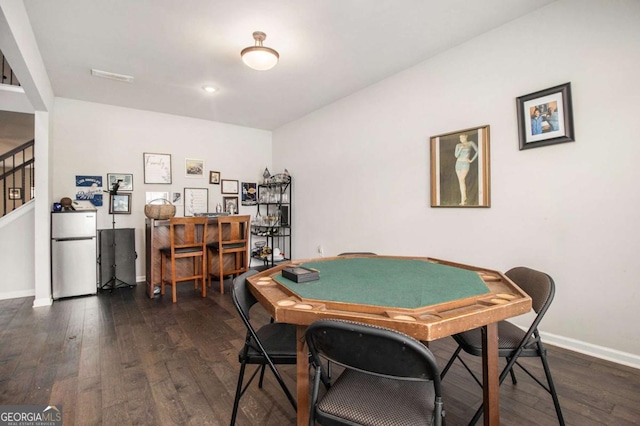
98,228,137,289
252,177,292,267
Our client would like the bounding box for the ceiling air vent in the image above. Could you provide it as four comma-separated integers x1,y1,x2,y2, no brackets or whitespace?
90,69,134,83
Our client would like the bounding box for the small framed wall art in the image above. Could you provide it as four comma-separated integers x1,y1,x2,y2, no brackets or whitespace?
171,191,183,206
209,171,220,184
223,196,239,213
184,187,208,216
241,182,257,205
221,179,239,194
430,125,491,208
107,173,133,191
8,187,22,200
110,193,131,214
143,153,172,184
145,191,169,204
516,82,575,150
185,158,205,178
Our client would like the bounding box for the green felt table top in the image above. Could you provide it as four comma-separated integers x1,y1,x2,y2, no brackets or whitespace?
274,257,490,309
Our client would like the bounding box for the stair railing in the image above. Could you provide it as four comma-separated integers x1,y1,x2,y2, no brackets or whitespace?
1,139,34,217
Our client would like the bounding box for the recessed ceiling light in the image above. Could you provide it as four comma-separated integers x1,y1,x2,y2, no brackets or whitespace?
202,85,217,93
90,69,134,83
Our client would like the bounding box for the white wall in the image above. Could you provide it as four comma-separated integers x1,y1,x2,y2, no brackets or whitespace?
273,0,640,362
0,202,34,298
52,98,271,281
1,0,55,307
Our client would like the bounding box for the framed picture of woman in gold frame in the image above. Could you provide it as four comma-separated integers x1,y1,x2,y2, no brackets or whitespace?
430,125,490,208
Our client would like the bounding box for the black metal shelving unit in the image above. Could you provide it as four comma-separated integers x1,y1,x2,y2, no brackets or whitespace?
251,177,292,267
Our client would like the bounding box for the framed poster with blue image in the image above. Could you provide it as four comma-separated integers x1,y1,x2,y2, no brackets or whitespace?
75,175,103,206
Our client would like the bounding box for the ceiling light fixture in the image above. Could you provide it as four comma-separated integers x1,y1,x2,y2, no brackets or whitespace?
90,69,134,83
202,85,217,93
241,31,279,71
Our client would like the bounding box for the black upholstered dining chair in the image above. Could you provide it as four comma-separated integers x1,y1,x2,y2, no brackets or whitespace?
440,266,564,425
306,319,445,426
230,269,297,425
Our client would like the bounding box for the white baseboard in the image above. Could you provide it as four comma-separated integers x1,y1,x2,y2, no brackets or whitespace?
0,289,35,301
541,330,640,370
32,297,52,307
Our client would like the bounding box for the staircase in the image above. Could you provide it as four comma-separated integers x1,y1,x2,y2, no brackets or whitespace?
2,50,21,87
2,48,31,218
1,139,34,217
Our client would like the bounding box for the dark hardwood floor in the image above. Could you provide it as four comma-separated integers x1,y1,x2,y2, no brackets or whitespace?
1,281,639,425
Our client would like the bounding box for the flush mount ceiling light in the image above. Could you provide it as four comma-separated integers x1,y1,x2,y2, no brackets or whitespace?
202,85,217,93
241,31,279,71
90,69,134,83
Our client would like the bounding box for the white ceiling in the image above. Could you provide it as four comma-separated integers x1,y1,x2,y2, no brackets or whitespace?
22,0,555,131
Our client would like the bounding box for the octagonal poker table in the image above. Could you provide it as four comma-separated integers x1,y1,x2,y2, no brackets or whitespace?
247,255,532,426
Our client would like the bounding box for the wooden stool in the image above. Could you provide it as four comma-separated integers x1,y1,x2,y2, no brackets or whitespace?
207,215,250,294
160,217,208,303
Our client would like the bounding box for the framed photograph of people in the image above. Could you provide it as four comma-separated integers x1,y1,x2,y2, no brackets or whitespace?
107,173,133,191
109,193,131,214
143,153,171,184
209,171,220,184
430,125,491,208
223,196,239,214
516,82,575,150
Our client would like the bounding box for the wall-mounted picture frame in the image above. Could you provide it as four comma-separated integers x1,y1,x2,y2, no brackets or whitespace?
171,191,183,206
184,187,208,217
75,175,103,206
430,125,491,208
145,191,169,204
107,173,133,191
109,193,131,214
185,158,205,178
143,153,172,184
223,196,239,213
516,82,575,150
209,171,220,184
8,187,22,200
221,179,239,194
241,182,257,205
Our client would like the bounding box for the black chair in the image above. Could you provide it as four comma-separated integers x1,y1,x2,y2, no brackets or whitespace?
306,319,445,426
230,270,297,425
440,266,564,425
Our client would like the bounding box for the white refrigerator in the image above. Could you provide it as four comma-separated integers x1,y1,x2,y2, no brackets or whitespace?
51,210,98,299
